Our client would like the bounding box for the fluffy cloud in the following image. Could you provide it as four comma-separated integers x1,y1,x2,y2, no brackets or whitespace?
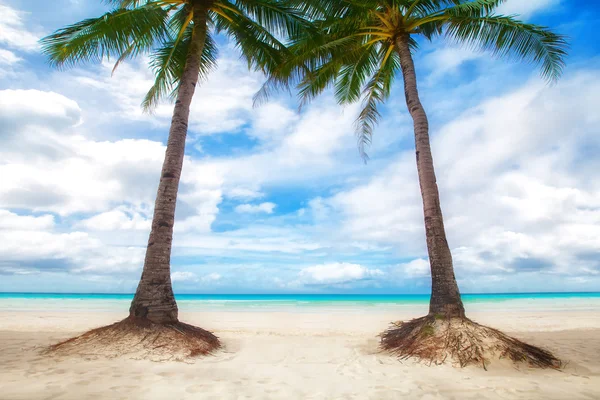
299,263,384,285
78,208,151,231
249,102,299,145
209,99,363,194
235,202,276,214
72,54,262,135
423,47,483,81
0,210,55,230
171,271,198,283
0,89,81,130
0,49,20,65
0,136,164,215
0,89,224,224
0,226,145,276
0,3,40,51
397,259,430,278
0,88,221,277
0,49,20,78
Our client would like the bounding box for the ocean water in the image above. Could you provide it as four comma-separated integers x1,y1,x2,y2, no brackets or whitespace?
0,292,599,313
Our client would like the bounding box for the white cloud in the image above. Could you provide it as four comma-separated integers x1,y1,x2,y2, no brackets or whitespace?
0,89,81,128
207,99,362,193
0,49,21,78
398,259,430,278
0,135,164,214
226,187,264,200
0,89,224,226
171,271,198,282
249,102,299,144
0,3,40,51
0,210,55,230
496,0,560,18
235,202,276,214
324,157,424,253
299,262,384,285
78,208,151,231
423,47,482,81
174,183,223,234
73,54,262,135
0,49,20,65
0,227,145,275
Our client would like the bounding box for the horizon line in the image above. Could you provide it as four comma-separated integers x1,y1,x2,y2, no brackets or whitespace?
1,291,599,296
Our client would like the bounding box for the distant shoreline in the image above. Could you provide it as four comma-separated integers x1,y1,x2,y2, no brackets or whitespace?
1,292,599,299
2,292,600,314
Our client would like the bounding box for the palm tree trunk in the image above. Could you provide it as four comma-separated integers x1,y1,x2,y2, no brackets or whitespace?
129,3,209,324
395,34,465,319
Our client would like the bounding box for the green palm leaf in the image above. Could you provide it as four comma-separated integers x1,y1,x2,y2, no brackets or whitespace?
143,29,218,111
262,0,567,157
355,42,399,160
442,13,568,81
40,5,170,68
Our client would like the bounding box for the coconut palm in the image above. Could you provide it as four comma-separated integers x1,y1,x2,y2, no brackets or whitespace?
40,0,309,358
260,0,568,368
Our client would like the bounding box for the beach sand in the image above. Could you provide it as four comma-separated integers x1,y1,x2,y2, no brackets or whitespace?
1,308,599,399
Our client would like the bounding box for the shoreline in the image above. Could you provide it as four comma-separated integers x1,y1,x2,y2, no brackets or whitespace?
2,295,600,316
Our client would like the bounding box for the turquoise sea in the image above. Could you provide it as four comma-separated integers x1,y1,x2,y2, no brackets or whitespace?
1,292,599,313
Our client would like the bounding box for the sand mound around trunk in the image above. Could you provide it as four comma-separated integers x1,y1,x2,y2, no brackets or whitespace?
45,317,221,362
380,316,561,370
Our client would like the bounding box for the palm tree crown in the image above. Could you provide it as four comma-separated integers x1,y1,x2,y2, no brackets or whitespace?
41,0,309,110
259,0,568,158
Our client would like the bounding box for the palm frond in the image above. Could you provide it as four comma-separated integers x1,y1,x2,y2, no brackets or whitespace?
446,0,506,15
228,0,313,39
143,28,217,111
212,2,288,74
41,5,170,68
334,43,380,104
442,11,568,81
355,42,399,161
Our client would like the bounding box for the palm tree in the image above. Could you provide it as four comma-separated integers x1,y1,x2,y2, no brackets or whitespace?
261,0,568,368
40,0,308,359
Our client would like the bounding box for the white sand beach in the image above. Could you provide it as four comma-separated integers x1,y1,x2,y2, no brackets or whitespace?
1,305,600,400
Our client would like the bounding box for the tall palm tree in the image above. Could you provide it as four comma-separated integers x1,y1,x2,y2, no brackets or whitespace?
260,0,568,368
40,0,308,358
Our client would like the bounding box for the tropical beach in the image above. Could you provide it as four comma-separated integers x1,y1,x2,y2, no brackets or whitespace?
2,0,600,398
1,293,600,399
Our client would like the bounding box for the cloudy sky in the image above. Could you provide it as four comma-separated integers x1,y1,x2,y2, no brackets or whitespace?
1,0,599,294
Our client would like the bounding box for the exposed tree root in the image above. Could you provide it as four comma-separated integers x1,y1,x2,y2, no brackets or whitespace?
380,316,561,370
45,317,221,362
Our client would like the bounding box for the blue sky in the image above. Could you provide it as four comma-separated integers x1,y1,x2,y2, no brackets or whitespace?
1,0,600,294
